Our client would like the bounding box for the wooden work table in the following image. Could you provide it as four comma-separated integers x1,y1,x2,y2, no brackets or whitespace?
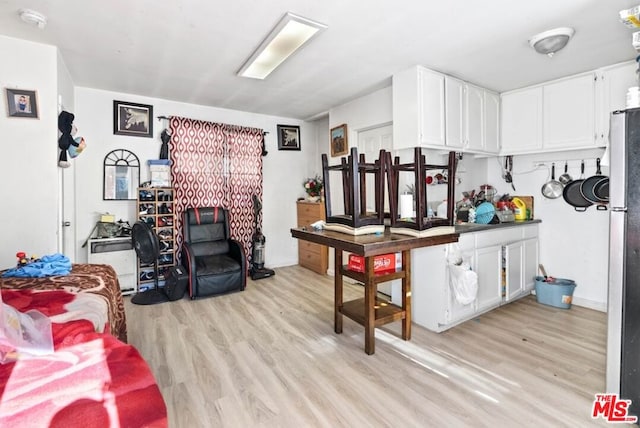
291,227,459,354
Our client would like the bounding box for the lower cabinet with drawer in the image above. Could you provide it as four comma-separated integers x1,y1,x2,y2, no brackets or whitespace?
296,201,328,275
411,223,539,332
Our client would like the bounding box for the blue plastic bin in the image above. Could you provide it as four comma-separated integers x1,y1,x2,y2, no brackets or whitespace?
534,276,576,309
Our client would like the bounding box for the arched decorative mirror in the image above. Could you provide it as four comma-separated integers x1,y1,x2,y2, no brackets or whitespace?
103,149,140,200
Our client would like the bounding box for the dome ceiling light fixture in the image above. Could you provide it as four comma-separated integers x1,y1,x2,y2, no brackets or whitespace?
529,27,575,57
18,8,47,29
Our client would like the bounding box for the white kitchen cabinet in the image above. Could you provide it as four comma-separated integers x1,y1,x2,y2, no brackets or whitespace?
474,244,503,311
466,83,485,152
393,65,499,154
445,76,466,149
393,66,446,150
412,223,540,332
483,90,500,154
504,235,539,302
441,76,498,154
500,64,634,155
501,86,543,154
543,73,597,150
597,61,637,146
504,241,524,301
523,237,538,292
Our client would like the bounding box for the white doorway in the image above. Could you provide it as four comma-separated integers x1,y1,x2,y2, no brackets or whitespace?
357,124,398,299
357,124,393,214
57,95,77,262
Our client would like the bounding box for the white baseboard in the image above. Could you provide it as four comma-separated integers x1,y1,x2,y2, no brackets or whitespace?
572,296,606,312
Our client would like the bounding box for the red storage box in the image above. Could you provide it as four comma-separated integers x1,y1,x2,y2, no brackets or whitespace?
348,253,399,274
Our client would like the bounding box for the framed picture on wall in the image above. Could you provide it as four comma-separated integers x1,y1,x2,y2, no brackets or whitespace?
330,123,348,157
5,88,39,118
277,124,301,150
113,100,153,138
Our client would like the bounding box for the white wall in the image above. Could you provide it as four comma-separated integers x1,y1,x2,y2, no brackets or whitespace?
330,86,392,138
486,149,608,310
0,36,59,267
74,87,318,268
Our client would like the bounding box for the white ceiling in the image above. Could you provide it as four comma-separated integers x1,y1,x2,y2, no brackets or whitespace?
1,1,639,120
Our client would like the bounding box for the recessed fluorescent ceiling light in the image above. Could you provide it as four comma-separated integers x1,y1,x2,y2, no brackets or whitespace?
238,12,327,79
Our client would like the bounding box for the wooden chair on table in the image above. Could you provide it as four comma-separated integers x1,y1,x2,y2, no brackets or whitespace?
385,148,457,231
321,147,387,229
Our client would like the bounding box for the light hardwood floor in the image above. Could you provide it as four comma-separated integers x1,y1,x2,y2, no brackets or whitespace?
125,265,618,427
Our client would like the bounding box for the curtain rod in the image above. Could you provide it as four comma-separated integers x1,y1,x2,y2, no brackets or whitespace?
156,115,268,134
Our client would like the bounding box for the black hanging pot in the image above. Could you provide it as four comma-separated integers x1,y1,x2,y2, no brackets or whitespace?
563,160,593,212
593,177,609,202
580,158,608,211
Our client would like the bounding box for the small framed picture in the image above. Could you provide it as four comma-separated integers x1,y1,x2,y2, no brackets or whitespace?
277,124,301,151
113,100,153,138
5,88,39,118
330,124,348,157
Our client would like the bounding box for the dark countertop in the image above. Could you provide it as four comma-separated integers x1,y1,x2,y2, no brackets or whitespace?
291,226,459,257
454,219,541,234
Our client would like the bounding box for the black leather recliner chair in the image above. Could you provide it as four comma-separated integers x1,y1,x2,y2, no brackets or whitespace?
181,207,246,299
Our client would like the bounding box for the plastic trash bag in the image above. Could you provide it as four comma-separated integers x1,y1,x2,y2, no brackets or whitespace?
447,244,478,305
0,292,53,363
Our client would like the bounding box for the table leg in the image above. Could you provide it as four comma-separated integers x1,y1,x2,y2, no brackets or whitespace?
402,249,412,340
334,248,343,334
364,255,375,355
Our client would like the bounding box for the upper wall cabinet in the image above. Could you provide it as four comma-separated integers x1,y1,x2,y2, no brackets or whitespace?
445,76,465,149
484,90,500,154
393,66,446,150
465,83,485,152
393,65,500,154
597,61,637,147
501,62,636,155
501,86,543,154
501,73,597,154
543,73,596,150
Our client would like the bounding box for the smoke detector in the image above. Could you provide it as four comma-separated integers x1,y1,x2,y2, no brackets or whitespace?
529,27,575,57
19,9,47,29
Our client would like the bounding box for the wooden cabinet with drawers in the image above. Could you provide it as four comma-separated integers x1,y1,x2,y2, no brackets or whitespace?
296,201,328,275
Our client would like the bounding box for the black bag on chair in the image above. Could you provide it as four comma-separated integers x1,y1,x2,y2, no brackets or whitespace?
164,266,188,301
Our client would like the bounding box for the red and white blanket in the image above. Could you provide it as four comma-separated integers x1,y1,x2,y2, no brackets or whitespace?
0,266,167,426
0,322,167,427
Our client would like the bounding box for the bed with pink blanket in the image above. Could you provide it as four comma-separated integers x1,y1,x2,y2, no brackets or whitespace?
0,263,167,426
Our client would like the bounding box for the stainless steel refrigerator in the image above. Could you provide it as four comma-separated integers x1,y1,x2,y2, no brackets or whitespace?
608,108,640,418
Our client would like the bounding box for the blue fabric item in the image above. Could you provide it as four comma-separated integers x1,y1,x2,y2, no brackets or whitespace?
2,253,72,278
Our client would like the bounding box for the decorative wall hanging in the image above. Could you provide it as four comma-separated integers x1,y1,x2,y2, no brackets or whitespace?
113,100,153,138
5,88,38,118
330,123,348,157
57,110,86,168
277,124,301,151
103,149,140,200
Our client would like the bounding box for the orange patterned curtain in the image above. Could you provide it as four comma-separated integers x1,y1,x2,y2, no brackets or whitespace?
169,117,264,263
